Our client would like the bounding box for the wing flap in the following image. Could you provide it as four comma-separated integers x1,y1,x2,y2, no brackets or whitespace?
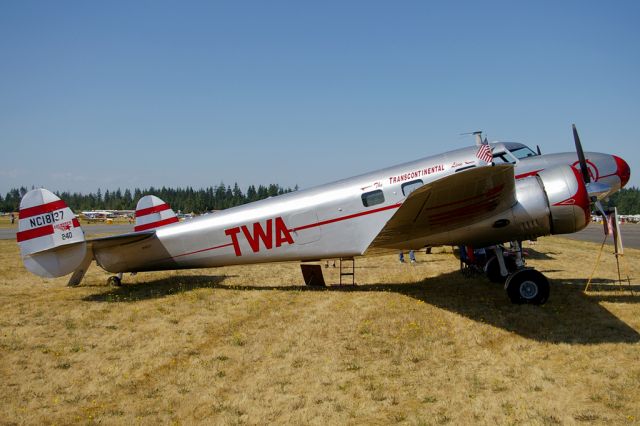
369,164,516,249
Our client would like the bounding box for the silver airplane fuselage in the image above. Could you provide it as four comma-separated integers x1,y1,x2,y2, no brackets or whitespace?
93,143,630,274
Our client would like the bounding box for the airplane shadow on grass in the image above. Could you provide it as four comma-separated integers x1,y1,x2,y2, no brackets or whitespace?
83,271,640,345
83,275,232,303
522,248,557,260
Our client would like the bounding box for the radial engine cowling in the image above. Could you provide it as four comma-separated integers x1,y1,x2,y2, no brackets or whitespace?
537,165,590,235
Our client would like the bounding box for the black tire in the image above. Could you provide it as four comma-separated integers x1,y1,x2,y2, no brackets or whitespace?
107,276,122,286
505,269,549,305
485,256,517,283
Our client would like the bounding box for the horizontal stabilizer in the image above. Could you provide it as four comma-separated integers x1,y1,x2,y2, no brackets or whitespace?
17,188,87,278
134,195,179,232
88,230,156,250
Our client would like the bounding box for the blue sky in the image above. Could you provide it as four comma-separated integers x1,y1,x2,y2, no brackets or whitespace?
1,1,638,194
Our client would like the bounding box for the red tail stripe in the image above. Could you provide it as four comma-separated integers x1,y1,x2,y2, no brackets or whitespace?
19,200,67,219
136,203,171,217
16,218,81,243
134,216,179,232
17,225,54,242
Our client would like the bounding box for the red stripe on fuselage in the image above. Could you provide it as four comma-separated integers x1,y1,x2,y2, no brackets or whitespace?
19,200,67,219
170,243,235,260
515,169,543,179
134,216,179,232
291,203,403,232
136,203,171,217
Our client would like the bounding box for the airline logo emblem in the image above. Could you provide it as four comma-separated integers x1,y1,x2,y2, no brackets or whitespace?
225,217,294,256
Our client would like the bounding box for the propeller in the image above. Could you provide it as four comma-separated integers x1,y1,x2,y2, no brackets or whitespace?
572,124,612,234
572,123,611,200
572,123,591,184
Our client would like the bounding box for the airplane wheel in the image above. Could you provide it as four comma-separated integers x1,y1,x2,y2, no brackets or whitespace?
107,276,122,286
505,269,549,305
485,256,517,283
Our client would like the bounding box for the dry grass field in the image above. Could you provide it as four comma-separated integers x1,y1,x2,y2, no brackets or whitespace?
1,235,640,425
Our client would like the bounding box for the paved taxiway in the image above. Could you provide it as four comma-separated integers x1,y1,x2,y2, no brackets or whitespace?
2,223,639,249
559,223,640,249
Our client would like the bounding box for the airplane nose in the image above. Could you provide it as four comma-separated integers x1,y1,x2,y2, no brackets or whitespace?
612,155,630,188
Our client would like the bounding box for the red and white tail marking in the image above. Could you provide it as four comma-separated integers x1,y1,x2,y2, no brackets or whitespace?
134,195,179,232
17,188,87,278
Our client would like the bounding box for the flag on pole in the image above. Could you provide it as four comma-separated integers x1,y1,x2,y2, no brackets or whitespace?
606,213,614,236
476,143,493,164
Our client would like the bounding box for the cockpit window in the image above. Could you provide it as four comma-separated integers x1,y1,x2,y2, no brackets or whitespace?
510,146,538,159
492,151,518,164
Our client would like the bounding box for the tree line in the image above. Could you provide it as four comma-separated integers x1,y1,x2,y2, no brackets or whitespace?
603,186,640,215
0,183,297,214
2,185,639,215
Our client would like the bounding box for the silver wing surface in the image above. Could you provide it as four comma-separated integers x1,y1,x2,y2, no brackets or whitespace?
368,164,516,251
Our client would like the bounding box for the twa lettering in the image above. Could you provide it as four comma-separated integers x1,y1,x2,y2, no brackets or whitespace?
225,217,294,256
388,164,444,184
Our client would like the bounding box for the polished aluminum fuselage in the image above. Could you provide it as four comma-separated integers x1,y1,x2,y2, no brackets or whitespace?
93,144,623,274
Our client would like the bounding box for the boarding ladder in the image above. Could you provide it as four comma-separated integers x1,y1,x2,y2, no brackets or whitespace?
339,257,355,286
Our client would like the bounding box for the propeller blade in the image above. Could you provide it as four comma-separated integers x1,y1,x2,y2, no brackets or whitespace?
595,201,609,235
572,123,591,184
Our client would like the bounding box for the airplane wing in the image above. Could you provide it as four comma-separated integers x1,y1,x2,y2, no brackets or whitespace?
368,164,516,250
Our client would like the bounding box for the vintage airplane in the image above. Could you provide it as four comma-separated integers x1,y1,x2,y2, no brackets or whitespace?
16,125,630,305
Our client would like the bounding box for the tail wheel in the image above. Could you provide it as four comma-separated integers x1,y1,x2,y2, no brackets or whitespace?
107,275,122,286
485,255,517,283
505,269,549,305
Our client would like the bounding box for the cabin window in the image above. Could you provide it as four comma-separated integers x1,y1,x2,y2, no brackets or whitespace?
402,179,423,196
362,189,385,207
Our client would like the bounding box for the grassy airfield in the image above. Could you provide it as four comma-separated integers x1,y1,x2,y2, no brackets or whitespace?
1,234,639,425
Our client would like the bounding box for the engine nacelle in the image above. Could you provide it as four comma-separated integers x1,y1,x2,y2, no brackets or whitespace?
510,164,590,239
536,165,590,235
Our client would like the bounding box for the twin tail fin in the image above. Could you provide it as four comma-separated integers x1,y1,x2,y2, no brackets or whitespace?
134,195,179,232
17,188,87,278
17,190,179,281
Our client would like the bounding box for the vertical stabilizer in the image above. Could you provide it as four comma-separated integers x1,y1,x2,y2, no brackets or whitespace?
134,195,179,232
17,188,87,277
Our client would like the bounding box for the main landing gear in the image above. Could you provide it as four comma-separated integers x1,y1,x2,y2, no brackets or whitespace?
505,269,550,305
489,241,550,305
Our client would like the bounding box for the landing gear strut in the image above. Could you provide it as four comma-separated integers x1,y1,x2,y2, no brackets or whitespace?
485,254,516,283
